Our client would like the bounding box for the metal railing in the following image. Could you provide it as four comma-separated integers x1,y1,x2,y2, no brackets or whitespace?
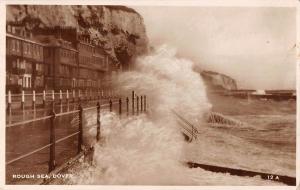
6,91,148,180
6,89,120,111
207,112,244,126
171,109,198,142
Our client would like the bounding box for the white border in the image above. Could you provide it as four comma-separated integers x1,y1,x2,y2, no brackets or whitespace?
0,0,298,190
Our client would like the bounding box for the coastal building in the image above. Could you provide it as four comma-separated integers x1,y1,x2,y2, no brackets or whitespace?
43,37,78,91
6,23,44,92
6,24,120,93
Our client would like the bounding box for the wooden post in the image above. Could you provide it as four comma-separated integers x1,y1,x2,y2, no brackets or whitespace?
21,90,25,110
144,95,146,112
32,90,36,109
78,90,81,103
126,97,129,116
7,91,11,113
78,104,83,154
52,90,55,106
59,90,62,105
72,90,75,103
119,98,122,116
140,95,143,113
49,109,56,172
43,90,46,107
136,96,139,115
66,90,69,104
96,102,100,141
132,91,134,115
109,99,112,112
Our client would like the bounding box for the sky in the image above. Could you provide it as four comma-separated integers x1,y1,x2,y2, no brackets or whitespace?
134,6,297,90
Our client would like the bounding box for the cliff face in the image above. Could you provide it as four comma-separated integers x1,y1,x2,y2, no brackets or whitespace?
6,5,149,68
201,70,238,91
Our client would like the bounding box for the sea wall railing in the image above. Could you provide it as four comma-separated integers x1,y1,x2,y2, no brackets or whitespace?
6,91,147,183
6,89,120,111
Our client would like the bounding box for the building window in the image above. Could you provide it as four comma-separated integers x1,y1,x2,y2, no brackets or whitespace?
24,43,27,54
28,44,31,55
7,25,11,33
11,40,15,51
16,59,20,68
29,77,31,88
72,78,76,88
12,60,16,68
22,75,31,88
16,41,20,52
35,76,44,87
37,46,40,57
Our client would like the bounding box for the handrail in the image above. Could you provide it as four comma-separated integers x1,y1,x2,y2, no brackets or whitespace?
178,120,197,141
6,143,52,165
6,131,80,165
55,110,80,117
82,106,97,111
6,100,120,127
171,110,198,132
171,109,198,141
6,115,52,127
101,103,110,108
178,119,195,136
55,131,80,144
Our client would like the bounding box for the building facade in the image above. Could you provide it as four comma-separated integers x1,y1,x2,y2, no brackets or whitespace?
6,24,119,93
6,24,44,92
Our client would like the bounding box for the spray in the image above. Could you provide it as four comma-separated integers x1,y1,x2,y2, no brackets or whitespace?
65,45,281,185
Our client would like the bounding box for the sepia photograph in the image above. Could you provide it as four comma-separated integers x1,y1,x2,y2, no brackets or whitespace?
2,0,298,188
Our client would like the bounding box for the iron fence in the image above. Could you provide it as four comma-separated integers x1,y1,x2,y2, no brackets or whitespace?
6,91,147,184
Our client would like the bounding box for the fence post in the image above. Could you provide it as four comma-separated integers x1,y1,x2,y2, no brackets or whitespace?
21,90,25,110
7,90,11,112
72,90,75,103
109,99,112,112
132,91,135,115
96,102,101,141
78,90,81,103
49,109,56,172
119,98,122,116
126,97,129,116
136,96,139,115
140,95,143,113
59,90,62,105
67,90,69,104
43,90,46,107
78,104,83,154
144,95,146,112
52,90,55,106
32,90,36,109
